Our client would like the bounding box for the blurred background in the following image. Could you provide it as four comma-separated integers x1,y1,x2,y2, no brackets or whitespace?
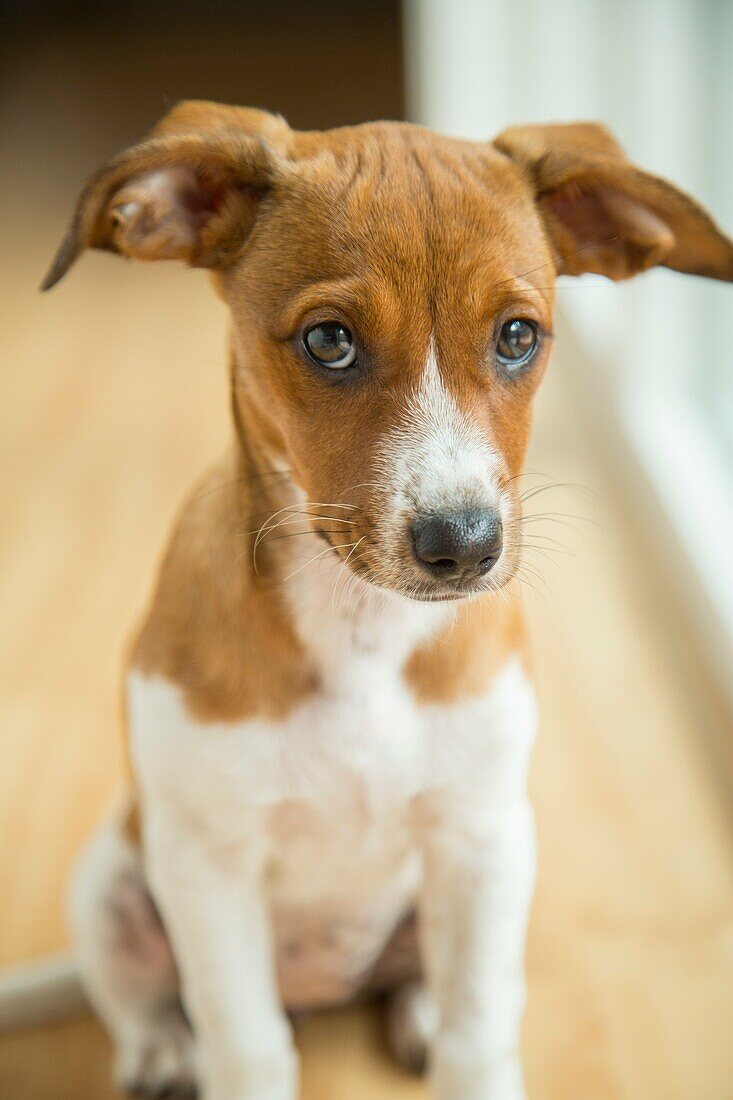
1,2,732,1098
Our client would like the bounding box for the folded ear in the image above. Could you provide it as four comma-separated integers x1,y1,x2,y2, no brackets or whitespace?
494,121,733,282
42,101,290,290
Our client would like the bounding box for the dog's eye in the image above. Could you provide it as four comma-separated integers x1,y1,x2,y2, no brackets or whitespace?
496,319,538,372
303,323,357,370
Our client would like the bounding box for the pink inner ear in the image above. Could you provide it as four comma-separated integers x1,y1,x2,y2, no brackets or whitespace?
109,167,226,260
541,181,619,248
539,178,675,277
185,174,228,224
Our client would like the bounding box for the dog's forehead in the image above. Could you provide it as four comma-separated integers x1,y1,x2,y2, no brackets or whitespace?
277,123,546,282
249,125,548,325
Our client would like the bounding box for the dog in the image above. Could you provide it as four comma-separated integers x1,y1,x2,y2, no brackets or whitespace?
36,102,733,1100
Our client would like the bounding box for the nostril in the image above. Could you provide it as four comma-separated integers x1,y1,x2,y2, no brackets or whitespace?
475,552,500,578
411,509,502,581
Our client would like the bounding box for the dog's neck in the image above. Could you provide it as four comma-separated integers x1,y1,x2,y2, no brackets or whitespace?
278,510,453,690
233,429,453,689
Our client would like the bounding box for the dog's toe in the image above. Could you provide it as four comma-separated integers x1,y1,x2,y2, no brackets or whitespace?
117,1010,196,1099
385,980,437,1076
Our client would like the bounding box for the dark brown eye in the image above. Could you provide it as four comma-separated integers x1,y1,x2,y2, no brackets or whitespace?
303,322,357,369
496,319,538,372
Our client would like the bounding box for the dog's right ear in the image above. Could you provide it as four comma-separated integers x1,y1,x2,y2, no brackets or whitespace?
494,121,733,282
41,101,290,290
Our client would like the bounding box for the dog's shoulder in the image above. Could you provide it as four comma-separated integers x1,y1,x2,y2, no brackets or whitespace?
128,450,315,724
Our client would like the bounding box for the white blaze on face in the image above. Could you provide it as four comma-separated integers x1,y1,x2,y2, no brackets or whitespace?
375,337,506,549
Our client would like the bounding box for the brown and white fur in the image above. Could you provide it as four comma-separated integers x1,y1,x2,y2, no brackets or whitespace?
30,104,733,1099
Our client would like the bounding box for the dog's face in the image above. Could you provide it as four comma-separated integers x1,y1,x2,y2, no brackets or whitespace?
45,103,733,602
225,128,554,600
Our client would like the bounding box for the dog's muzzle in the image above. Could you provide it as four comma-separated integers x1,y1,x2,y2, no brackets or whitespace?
410,507,503,583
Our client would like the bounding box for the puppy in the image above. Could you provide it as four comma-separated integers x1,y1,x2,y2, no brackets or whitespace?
43,103,733,1100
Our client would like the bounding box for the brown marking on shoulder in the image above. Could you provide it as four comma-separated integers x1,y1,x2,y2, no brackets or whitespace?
130,447,317,725
403,592,529,705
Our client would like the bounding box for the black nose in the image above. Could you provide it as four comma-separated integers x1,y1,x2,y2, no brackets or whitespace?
411,509,503,581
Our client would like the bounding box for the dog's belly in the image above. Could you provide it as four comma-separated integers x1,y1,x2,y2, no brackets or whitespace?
266,797,423,1009
272,897,419,1010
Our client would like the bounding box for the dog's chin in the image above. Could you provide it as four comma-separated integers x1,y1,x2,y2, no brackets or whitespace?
327,539,515,605
398,581,502,604
390,554,517,604
358,568,513,605
404,590,479,603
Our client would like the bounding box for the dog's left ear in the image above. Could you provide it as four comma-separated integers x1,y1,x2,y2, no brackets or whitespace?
42,101,290,290
494,121,733,282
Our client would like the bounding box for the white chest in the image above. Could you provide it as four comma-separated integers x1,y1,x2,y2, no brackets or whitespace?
126,577,536,1009
128,652,533,876
129,566,535,852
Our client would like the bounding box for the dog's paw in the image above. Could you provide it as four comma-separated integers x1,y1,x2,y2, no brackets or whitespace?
386,980,437,1075
116,1009,197,1099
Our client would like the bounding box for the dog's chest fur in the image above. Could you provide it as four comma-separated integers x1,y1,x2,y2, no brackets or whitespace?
128,555,535,1008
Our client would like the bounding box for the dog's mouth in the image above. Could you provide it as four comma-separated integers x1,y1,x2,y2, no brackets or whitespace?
396,582,503,603
318,526,514,604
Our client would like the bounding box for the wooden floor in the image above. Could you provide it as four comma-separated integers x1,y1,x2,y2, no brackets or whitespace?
3,126,733,1100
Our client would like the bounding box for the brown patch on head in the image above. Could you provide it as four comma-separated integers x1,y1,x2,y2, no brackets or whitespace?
48,105,733,607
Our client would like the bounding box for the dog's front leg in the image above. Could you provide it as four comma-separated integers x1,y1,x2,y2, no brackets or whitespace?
143,810,297,1100
420,794,536,1100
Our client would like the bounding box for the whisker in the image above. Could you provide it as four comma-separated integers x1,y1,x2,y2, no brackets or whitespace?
499,235,619,285
515,557,550,593
512,573,544,602
521,536,574,557
266,529,351,544
340,568,361,620
519,481,594,505
503,470,556,486
521,545,565,571
513,567,547,603
194,468,294,505
352,573,374,616
281,541,357,585
251,503,360,571
239,514,357,538
249,468,294,479
332,537,366,614
532,283,612,291
520,512,598,529
336,481,383,497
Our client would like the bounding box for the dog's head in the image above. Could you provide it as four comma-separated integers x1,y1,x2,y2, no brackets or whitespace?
46,102,733,601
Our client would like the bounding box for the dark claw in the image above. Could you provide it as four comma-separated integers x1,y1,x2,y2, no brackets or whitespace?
125,1083,197,1100
401,1043,429,1076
